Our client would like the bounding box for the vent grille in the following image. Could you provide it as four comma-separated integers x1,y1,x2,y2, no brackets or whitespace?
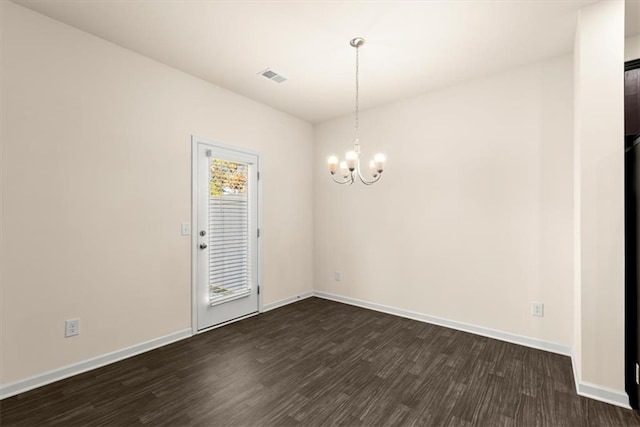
260,68,287,83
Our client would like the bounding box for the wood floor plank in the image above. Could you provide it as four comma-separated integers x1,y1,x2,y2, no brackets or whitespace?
2,297,640,426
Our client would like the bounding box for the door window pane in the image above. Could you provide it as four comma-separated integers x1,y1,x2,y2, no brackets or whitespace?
208,159,250,305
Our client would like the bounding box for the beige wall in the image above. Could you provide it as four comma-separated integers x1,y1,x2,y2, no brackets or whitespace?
1,2,313,385
573,0,625,391
314,56,574,347
627,35,640,61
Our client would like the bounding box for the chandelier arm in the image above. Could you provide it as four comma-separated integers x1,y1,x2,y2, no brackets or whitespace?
355,165,382,185
331,174,355,185
355,157,381,185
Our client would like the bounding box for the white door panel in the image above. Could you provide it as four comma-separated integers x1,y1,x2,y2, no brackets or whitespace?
193,138,260,331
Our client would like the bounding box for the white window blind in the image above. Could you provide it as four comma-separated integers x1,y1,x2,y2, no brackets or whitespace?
208,159,251,305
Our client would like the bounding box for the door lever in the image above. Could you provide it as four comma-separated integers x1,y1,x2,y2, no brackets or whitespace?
199,243,208,249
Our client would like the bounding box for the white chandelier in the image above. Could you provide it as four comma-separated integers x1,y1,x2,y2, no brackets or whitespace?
327,37,386,185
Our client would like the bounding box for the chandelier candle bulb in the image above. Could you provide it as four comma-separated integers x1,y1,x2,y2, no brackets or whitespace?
345,151,358,171
327,156,339,174
374,153,386,172
369,160,378,177
339,161,350,177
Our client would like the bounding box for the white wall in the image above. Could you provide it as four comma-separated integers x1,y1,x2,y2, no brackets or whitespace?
627,35,640,61
573,0,625,393
1,2,314,385
314,56,574,348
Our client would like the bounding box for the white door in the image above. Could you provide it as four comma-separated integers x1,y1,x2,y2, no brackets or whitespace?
193,137,260,331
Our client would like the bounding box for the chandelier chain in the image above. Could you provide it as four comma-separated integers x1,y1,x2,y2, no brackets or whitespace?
355,43,360,148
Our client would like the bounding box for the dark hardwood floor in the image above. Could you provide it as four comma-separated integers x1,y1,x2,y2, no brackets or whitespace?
2,297,640,426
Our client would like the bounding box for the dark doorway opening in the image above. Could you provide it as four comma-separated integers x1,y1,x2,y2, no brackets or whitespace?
625,58,640,410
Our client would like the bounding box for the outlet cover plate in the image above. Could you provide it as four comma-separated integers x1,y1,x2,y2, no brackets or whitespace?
65,318,80,337
531,302,544,317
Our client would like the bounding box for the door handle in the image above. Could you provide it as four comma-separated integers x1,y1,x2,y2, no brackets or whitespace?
200,243,208,249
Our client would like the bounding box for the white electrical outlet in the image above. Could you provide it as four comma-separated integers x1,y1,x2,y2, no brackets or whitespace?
531,302,544,317
181,222,191,236
65,318,80,337
334,271,342,281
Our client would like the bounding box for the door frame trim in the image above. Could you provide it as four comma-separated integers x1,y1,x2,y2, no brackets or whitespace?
190,135,263,335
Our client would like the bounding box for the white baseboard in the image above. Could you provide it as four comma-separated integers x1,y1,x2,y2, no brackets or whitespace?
571,349,582,400
314,291,571,356
262,291,314,312
0,328,192,400
571,348,630,408
577,381,631,409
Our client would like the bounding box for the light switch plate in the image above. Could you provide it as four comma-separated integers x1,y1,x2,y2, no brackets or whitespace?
181,222,191,236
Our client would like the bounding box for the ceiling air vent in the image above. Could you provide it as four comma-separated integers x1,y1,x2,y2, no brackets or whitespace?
260,68,287,83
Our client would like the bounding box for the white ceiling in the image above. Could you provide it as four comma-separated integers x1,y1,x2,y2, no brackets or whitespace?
13,0,623,124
